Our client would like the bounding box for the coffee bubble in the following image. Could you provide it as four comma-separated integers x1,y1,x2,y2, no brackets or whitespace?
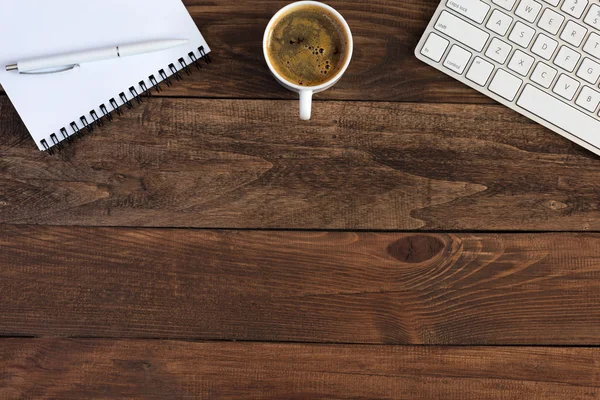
266,4,349,86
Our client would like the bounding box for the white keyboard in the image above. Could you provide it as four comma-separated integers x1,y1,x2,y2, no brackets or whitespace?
416,0,600,155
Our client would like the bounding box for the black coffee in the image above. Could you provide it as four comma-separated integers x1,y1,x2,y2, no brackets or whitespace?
266,4,349,86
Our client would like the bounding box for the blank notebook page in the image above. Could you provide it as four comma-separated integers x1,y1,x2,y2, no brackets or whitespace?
0,0,210,150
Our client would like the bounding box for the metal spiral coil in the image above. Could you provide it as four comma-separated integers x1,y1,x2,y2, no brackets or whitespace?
40,46,211,155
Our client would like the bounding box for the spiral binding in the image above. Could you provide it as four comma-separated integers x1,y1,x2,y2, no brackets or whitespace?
40,45,211,155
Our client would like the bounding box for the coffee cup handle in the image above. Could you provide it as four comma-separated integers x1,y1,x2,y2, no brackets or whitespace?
299,90,313,120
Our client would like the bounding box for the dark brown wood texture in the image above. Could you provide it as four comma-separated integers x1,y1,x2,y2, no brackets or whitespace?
177,0,488,102
2,340,598,399
2,0,600,397
1,96,598,230
1,226,600,345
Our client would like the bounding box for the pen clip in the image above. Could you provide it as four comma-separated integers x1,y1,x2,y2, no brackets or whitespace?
20,64,79,75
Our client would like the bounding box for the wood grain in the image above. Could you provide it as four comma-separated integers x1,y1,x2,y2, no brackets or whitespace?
1,339,598,399
3,0,598,394
2,96,600,230
2,225,600,344
0,0,489,104
178,0,482,103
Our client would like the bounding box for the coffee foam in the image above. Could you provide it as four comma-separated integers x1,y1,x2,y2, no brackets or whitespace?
266,5,348,86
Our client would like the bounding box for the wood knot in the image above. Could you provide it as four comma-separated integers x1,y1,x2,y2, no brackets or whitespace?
544,200,568,211
387,235,445,263
112,359,152,371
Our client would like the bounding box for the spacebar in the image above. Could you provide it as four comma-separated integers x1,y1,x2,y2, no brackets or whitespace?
516,84,600,148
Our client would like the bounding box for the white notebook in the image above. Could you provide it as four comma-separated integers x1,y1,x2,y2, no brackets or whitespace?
0,0,211,151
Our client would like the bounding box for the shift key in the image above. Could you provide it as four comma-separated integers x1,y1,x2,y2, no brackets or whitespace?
435,11,490,52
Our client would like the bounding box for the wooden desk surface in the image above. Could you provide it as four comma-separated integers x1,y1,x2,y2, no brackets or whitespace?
1,1,599,398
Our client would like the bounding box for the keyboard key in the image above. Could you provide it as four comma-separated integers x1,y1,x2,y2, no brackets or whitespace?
583,32,600,60
435,11,490,52
531,61,558,88
584,4,600,30
576,57,600,84
553,74,580,100
485,37,513,64
537,8,565,35
508,49,535,75
421,33,450,62
443,45,472,74
541,0,560,5
466,57,495,85
493,0,518,10
561,0,589,19
515,0,543,23
517,84,600,146
446,0,490,24
554,46,581,72
576,86,600,112
489,69,523,100
560,20,588,47
486,9,513,36
509,21,536,47
532,33,558,60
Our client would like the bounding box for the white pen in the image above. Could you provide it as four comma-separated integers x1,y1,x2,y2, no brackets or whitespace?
5,39,189,74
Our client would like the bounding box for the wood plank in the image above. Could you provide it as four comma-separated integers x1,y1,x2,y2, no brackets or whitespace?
0,0,490,103
1,339,598,399
1,96,599,230
1,225,600,344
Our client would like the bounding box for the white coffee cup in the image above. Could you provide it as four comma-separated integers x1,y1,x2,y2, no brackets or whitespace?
263,1,353,120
